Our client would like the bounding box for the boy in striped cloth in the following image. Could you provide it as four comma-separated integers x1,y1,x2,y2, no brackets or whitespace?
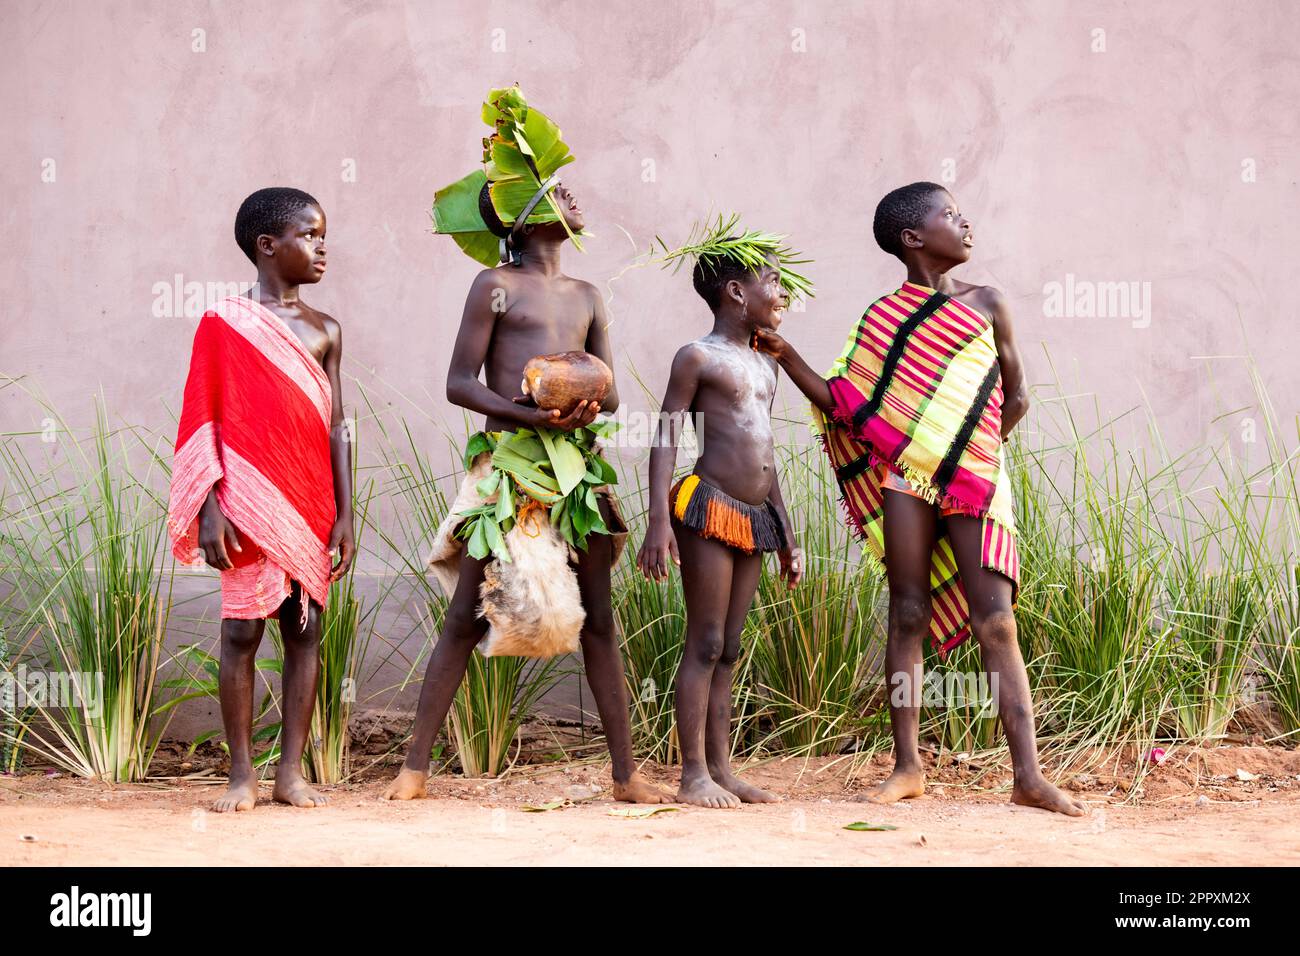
753,184,1086,816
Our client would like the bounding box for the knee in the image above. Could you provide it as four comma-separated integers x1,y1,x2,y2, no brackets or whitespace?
581,605,615,642
718,625,743,666
998,697,1032,726
972,609,1017,649
442,603,487,644
221,621,261,654
281,605,321,647
688,622,726,666
889,593,931,639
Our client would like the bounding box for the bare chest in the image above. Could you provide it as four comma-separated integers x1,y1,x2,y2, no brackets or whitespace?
695,341,777,428
268,308,330,364
491,286,592,355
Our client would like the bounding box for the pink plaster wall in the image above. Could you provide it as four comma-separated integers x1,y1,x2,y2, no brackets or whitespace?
3,0,1295,489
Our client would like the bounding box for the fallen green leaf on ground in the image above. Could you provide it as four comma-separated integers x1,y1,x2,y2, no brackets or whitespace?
521,799,573,812
607,806,680,819
843,821,899,831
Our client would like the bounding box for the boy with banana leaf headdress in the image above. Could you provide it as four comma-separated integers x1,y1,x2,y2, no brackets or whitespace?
637,216,808,808
752,183,1086,816
384,87,670,804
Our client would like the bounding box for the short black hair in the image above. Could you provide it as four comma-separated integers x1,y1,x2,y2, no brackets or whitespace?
872,182,947,260
691,246,759,311
478,182,512,238
234,187,320,263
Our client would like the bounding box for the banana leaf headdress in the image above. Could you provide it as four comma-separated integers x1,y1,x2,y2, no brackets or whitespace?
655,213,814,302
432,86,583,267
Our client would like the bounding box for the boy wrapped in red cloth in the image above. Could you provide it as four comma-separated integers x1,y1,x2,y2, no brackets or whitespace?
168,188,354,813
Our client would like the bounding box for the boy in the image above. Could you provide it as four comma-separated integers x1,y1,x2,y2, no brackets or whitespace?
383,87,668,803
753,183,1086,816
638,218,807,808
168,187,355,812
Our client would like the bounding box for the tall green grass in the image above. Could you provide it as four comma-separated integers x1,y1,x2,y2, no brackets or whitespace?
1236,359,1300,742
1014,445,1174,755
0,404,176,781
1005,356,1300,772
449,652,564,777
3,356,1298,786
1166,568,1261,742
0,630,26,772
1258,562,1300,739
307,565,368,783
920,638,1003,754
746,441,884,757
304,457,379,784
613,555,686,763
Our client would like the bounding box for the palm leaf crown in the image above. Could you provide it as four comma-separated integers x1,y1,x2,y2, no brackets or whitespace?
655,213,814,302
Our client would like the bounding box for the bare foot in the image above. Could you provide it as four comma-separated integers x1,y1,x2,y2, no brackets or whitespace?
382,767,429,801
1012,776,1088,817
854,768,925,804
710,768,782,804
676,772,742,809
272,774,328,808
611,771,673,804
213,776,258,813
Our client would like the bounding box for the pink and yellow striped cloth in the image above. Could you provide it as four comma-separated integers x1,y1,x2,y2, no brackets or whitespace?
812,281,1019,657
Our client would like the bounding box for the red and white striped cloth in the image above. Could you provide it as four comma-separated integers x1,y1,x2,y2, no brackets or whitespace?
168,295,335,619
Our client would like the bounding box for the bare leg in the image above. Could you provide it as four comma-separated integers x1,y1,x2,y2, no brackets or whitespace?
673,521,742,808
946,517,1086,817
214,617,265,812
273,583,328,808
575,499,670,803
706,547,780,803
856,490,935,804
383,551,490,800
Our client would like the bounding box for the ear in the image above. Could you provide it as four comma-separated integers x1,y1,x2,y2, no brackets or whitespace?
901,227,924,250
521,221,536,238
725,278,745,305
256,233,276,258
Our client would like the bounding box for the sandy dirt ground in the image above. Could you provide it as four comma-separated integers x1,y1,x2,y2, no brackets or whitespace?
5,741,1299,866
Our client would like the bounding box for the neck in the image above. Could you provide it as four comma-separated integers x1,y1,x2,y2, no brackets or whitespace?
905,258,956,294
708,310,751,345
517,235,565,277
251,272,300,305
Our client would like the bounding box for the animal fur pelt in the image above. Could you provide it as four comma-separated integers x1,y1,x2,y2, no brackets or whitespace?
427,451,586,657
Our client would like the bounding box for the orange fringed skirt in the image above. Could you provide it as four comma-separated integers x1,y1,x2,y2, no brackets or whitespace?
669,474,786,554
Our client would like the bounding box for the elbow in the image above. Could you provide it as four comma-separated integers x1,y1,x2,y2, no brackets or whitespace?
1006,389,1029,425
813,383,836,415
446,376,467,408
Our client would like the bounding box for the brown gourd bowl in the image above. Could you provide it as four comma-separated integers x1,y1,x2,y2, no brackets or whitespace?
520,351,613,416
